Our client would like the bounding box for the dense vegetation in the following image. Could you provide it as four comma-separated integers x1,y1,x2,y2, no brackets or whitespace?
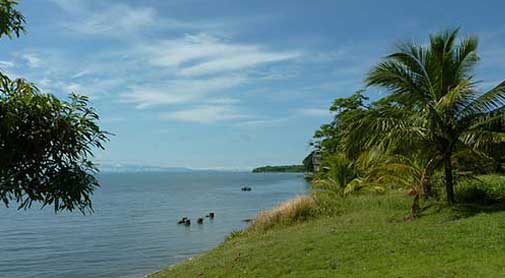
252,165,305,173
309,29,505,217
0,1,107,213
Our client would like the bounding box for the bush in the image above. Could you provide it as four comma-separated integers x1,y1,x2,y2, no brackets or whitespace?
315,153,356,190
455,175,505,205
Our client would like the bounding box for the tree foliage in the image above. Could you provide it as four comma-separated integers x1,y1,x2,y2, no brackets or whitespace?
363,29,505,204
0,0,108,213
0,74,109,212
0,0,25,39
310,29,505,210
252,165,305,173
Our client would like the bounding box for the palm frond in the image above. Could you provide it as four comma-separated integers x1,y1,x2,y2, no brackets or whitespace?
435,80,476,118
460,130,505,150
459,81,505,117
455,36,479,76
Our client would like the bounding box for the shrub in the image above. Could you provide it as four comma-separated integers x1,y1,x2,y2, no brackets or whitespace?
315,154,356,189
455,175,505,205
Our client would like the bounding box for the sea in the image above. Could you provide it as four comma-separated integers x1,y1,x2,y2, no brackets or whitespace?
0,171,309,278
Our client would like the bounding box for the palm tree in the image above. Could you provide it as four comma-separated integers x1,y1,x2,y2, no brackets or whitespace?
364,29,505,204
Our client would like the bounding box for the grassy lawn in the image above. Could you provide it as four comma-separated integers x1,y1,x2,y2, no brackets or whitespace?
151,176,505,278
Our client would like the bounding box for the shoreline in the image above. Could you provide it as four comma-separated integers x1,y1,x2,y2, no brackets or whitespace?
147,193,314,277
146,178,505,277
145,177,309,277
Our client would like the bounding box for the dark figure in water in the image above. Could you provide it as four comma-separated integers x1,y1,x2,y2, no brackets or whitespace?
197,218,204,224
184,219,191,226
177,217,188,224
206,212,215,219
241,186,252,191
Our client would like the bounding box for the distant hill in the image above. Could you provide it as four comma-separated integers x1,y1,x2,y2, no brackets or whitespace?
99,163,194,173
252,165,305,173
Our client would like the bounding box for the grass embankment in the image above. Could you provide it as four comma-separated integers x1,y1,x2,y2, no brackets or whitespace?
151,175,505,278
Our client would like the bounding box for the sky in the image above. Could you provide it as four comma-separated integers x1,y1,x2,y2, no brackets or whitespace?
1,0,505,170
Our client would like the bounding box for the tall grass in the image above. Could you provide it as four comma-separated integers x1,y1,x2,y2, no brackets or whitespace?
248,195,317,232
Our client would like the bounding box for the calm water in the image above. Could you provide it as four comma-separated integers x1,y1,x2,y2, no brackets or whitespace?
0,172,308,278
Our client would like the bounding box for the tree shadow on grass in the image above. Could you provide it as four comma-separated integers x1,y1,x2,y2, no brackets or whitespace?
450,185,505,219
449,202,505,220
416,198,505,221
414,182,505,221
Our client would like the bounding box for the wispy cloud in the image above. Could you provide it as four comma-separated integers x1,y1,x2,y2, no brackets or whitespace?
114,32,302,117
160,105,248,124
297,108,331,117
142,33,300,76
18,1,341,127
121,75,246,109
178,51,299,76
71,5,156,36
238,117,291,127
206,97,240,104
49,0,158,37
48,0,86,13
49,0,228,38
21,53,42,68
0,60,14,69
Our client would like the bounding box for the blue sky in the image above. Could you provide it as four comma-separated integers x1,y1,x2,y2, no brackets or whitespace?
1,0,505,170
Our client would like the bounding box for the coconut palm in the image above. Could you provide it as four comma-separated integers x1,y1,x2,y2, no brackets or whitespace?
363,29,505,204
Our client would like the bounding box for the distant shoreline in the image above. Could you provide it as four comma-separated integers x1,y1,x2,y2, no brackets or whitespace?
252,165,305,173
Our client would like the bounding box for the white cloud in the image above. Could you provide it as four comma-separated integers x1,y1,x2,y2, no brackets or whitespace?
143,34,226,67
238,117,291,127
22,53,42,68
121,75,246,109
17,2,316,127
35,75,124,98
297,108,330,117
72,5,156,36
49,0,160,37
71,70,92,79
160,105,247,123
143,33,300,76
122,87,200,109
179,51,299,76
0,60,14,69
206,98,240,104
48,0,86,13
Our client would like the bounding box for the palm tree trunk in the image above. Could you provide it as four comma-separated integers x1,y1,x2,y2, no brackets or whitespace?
421,171,431,198
420,157,437,198
444,154,455,204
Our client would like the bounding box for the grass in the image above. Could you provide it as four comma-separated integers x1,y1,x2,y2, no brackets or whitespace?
150,175,505,278
247,195,317,233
